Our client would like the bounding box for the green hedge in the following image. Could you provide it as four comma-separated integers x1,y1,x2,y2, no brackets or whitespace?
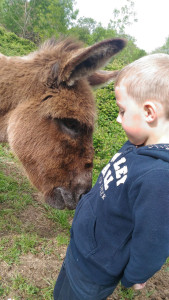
93,82,127,182
0,26,36,56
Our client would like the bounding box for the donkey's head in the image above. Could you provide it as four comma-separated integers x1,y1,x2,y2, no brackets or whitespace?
7,38,126,209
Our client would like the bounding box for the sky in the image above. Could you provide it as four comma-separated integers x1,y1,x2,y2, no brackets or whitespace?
74,0,169,53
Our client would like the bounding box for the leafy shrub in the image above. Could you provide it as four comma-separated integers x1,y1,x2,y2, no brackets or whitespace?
0,26,36,56
93,82,127,182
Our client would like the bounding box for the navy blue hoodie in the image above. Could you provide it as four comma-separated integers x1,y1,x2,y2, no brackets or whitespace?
69,141,169,287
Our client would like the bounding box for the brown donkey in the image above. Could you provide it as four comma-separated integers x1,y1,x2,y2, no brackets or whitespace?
0,37,126,209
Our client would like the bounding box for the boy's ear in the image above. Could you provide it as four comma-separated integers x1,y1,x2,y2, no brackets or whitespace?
143,101,157,123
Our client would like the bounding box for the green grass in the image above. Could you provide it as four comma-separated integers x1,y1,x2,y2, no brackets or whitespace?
0,234,39,265
117,284,137,300
44,204,74,230
0,143,73,299
56,234,70,246
11,274,41,299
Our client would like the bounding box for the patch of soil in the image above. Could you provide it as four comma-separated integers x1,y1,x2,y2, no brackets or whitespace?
0,158,25,179
19,203,58,238
0,240,67,290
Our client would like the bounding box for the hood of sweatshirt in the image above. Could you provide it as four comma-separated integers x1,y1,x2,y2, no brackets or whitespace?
127,141,169,163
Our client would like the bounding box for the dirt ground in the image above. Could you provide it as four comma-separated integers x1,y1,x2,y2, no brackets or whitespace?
1,203,169,300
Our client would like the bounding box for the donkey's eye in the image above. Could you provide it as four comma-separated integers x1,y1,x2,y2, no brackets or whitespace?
62,119,80,132
42,95,53,102
58,118,81,137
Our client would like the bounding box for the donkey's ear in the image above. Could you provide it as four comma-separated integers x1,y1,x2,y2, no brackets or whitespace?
87,70,119,87
58,38,126,86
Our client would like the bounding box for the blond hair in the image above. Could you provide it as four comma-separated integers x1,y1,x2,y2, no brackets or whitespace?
115,53,169,118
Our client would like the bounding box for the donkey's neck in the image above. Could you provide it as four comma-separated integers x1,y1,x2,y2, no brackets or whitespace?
0,56,43,142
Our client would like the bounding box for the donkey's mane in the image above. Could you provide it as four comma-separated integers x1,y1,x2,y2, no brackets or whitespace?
39,37,84,54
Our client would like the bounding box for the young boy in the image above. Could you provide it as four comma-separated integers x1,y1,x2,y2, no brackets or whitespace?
54,53,169,300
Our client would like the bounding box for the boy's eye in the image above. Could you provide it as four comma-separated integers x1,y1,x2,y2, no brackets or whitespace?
119,110,125,116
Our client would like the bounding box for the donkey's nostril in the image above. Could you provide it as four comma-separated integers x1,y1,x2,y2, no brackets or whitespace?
79,193,83,201
85,162,93,169
79,186,91,200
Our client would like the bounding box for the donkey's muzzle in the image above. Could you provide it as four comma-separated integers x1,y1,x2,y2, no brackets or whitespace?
45,185,92,210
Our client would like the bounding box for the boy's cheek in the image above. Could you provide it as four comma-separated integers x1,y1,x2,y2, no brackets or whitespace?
133,114,141,122
122,124,144,139
126,126,142,134
123,114,143,132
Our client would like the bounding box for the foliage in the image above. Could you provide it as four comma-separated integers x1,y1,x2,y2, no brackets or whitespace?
0,0,78,43
109,0,138,35
0,0,33,39
152,36,169,54
31,0,78,42
0,0,147,63
0,0,147,68
68,17,117,46
0,25,35,55
93,82,127,183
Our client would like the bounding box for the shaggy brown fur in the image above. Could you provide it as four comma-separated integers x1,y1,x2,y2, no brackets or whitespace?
0,37,126,209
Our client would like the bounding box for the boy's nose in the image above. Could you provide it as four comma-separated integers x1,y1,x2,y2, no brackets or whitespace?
116,114,122,124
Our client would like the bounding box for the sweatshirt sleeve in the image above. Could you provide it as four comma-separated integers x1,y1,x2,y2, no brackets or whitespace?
121,169,169,288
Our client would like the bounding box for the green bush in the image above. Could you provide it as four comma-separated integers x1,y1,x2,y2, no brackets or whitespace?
93,82,127,182
0,26,36,56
